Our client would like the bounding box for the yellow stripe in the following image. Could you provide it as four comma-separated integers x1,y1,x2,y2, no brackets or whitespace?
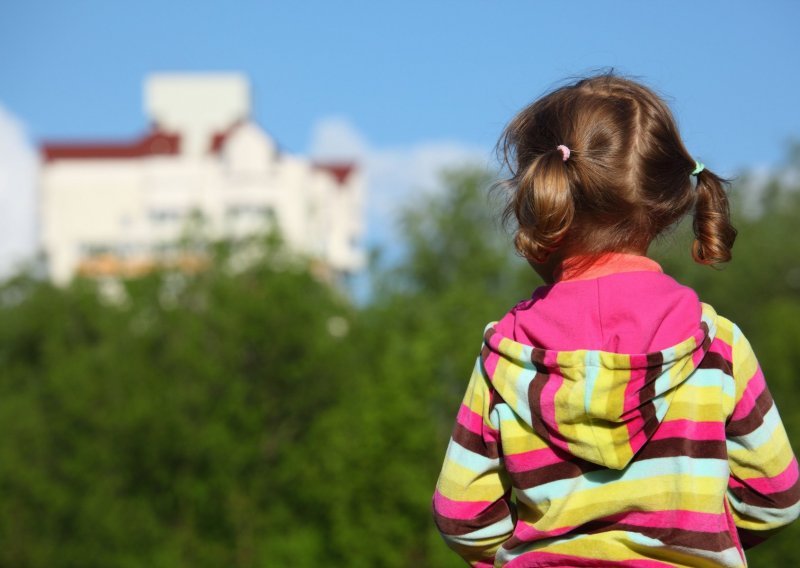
500,335,526,363
462,366,497,430
672,383,730,404
499,420,549,453
556,349,586,369
597,365,635,467
492,356,520,411
520,476,726,530
464,368,489,405
714,313,735,346
732,514,796,532
730,432,795,480
733,338,758,392
444,539,503,564
665,399,728,422
669,351,699,387
537,532,728,567
554,351,596,463
438,460,508,500
603,365,630,423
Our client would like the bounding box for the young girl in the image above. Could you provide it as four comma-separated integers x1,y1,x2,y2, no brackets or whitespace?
431,72,800,567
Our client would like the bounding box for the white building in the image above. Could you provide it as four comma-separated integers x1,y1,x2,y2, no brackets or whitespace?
39,73,364,284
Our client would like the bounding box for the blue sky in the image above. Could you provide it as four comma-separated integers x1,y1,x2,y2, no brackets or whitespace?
2,1,798,171
0,1,798,277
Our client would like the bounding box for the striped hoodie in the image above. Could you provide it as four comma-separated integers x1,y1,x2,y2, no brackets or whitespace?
432,253,800,567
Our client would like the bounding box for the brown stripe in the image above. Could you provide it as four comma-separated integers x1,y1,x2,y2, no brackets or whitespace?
511,457,602,490
737,526,770,550
506,439,726,491
480,344,491,368
486,390,504,458
504,514,737,554
451,421,499,459
698,351,733,376
433,493,512,536
487,387,501,419
527,368,552,444
726,386,774,438
531,348,547,373
640,352,663,439
729,476,800,510
700,320,711,350
635,437,728,461
582,519,737,553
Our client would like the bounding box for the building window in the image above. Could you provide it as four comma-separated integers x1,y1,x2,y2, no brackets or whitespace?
225,204,276,223
80,243,113,257
149,208,186,224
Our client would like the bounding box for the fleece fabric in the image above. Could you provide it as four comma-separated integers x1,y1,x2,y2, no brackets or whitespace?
432,253,800,567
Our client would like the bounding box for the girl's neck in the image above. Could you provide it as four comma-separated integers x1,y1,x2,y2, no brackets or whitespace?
533,250,659,285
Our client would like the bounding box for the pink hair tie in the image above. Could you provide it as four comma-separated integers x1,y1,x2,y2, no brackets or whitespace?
556,144,571,162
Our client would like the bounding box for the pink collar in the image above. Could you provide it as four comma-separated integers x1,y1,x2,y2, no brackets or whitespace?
555,252,663,282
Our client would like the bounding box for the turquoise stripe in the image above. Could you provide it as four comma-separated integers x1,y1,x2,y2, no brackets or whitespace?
655,346,678,394
685,367,736,398
493,402,516,423
495,403,542,440
518,456,728,502
689,547,750,567
497,530,589,562
727,404,781,452
584,351,600,413
514,368,537,426
445,515,514,544
728,490,800,524
732,323,743,346
654,393,670,422
625,530,666,547
447,437,501,473
517,342,534,366
495,363,536,426
488,405,502,430
701,307,718,339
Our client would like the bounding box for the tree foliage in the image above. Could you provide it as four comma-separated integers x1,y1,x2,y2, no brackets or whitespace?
0,154,799,566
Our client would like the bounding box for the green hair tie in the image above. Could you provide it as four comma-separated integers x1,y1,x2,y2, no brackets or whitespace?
691,160,705,176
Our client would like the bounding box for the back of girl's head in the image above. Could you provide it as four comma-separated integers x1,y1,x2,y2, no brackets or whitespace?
495,70,737,272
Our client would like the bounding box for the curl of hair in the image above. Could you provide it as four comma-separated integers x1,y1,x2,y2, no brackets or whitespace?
691,169,737,265
509,148,574,263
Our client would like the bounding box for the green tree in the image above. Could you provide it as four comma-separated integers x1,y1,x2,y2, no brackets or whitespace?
0,234,359,567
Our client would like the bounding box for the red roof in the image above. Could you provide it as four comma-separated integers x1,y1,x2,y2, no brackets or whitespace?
42,129,180,162
41,126,358,186
312,162,357,185
209,121,244,154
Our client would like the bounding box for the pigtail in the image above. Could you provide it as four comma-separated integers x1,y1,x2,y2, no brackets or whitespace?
691,168,737,265
511,149,574,263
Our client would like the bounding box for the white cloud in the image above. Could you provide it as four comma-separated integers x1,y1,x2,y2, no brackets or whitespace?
308,116,369,161
309,116,492,254
0,104,39,279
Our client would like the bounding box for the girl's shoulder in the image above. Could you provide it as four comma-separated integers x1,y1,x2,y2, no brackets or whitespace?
698,301,746,350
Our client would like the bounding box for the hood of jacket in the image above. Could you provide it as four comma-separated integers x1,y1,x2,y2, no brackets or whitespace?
480,254,719,470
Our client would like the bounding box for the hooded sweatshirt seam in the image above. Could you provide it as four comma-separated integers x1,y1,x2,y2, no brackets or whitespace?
594,278,606,356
